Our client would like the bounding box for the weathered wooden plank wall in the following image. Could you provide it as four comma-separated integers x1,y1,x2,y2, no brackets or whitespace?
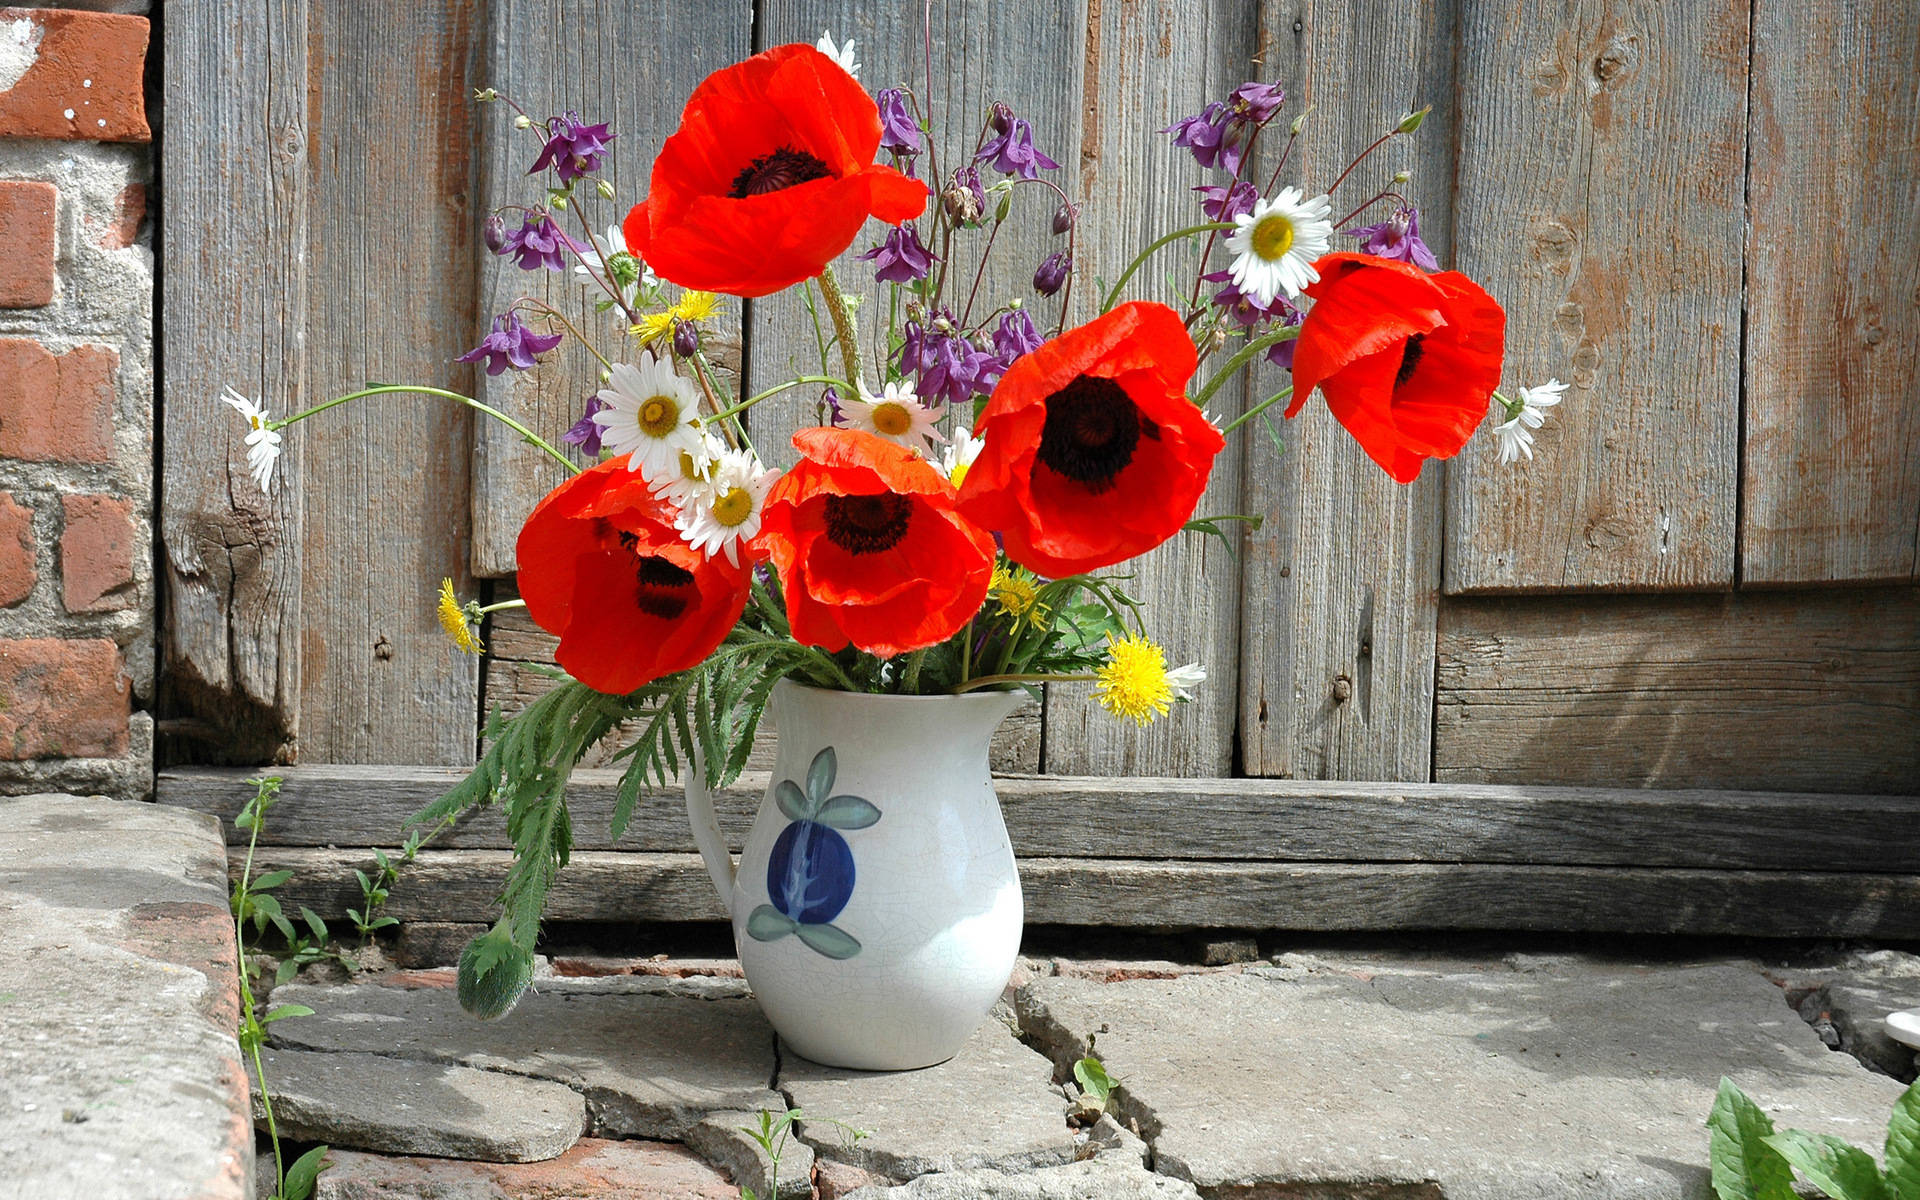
1740,0,1920,585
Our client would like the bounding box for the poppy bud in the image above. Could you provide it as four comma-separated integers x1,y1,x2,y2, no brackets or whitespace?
990,101,1014,135
672,320,700,358
1033,251,1071,298
1051,201,1079,235
1396,105,1431,134
483,213,508,254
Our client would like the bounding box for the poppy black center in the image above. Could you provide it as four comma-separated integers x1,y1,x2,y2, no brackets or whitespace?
823,493,913,555
1037,375,1144,492
617,531,697,619
1394,334,1426,387
730,146,834,198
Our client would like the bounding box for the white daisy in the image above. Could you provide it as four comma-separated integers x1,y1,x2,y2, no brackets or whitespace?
648,429,727,511
592,359,707,481
221,386,283,493
1225,187,1334,306
1493,378,1566,465
817,30,859,78
676,448,778,568
574,222,656,306
937,426,986,489
841,380,946,456
1165,661,1207,703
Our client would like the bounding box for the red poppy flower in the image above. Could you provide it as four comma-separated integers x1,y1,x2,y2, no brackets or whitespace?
516,457,751,694
623,44,928,298
956,300,1223,577
1288,251,1506,483
758,428,994,658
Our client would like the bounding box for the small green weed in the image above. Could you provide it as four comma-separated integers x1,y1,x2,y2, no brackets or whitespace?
1708,1076,1918,1200
736,1106,868,1200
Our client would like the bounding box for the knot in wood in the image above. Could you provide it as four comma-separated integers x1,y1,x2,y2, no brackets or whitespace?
1332,674,1354,703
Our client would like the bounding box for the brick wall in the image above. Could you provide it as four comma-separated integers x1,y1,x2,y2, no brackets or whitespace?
0,4,152,799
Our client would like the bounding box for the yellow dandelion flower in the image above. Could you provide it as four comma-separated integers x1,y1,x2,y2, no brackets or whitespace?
989,563,1049,629
672,290,720,323
630,310,676,348
436,578,484,655
1093,634,1173,727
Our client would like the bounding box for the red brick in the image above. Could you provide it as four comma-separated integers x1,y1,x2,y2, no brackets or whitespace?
0,637,127,759
0,491,31,605
94,180,141,248
315,1140,737,1198
0,339,115,462
0,180,55,306
0,9,149,142
59,492,131,611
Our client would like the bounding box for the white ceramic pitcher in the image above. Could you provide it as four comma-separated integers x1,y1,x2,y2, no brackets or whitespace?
685,678,1028,1070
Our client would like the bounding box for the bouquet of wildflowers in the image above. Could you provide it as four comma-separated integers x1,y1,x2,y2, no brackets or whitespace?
225,28,1560,1012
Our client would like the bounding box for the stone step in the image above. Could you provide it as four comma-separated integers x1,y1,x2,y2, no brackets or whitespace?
0,793,251,1200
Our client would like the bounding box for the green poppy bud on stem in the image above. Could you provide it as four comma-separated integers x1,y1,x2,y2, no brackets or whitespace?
1396,105,1431,134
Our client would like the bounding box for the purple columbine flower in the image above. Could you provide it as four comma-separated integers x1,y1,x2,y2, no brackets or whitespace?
858,224,937,284
942,165,987,226
820,384,846,425
1032,251,1071,298
1201,269,1288,329
1194,180,1258,222
975,108,1060,180
898,312,994,406
875,88,922,158
1164,102,1229,170
994,309,1045,363
560,394,609,454
499,211,579,272
528,112,615,183
457,311,563,376
1345,205,1440,271
672,320,701,358
1163,80,1285,174
1265,306,1305,370
482,212,509,253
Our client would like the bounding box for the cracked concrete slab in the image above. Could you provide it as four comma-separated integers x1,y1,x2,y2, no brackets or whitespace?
685,1107,815,1199
313,1137,738,1198
0,794,250,1200
270,977,780,1139
783,1020,1079,1179
840,1145,1204,1198
1016,952,1907,1200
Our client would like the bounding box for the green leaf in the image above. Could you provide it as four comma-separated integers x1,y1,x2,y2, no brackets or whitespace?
299,906,329,942
352,868,371,892
275,959,298,986
1886,1081,1920,1200
794,922,862,960
774,779,811,823
1707,1079,1798,1200
251,869,294,891
805,746,837,805
1073,1056,1114,1107
1765,1129,1887,1200
278,1144,330,1200
813,795,881,830
368,916,400,931
263,1003,315,1024
746,905,796,942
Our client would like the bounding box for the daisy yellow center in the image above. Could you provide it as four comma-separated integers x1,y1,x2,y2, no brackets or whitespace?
948,461,971,489
871,402,914,436
677,451,708,482
1250,213,1295,262
710,485,754,528
638,394,681,437
1093,634,1174,727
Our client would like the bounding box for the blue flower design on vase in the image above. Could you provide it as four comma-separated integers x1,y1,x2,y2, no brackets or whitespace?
746,746,881,960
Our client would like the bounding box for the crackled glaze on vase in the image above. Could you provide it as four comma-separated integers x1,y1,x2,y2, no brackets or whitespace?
686,678,1026,1070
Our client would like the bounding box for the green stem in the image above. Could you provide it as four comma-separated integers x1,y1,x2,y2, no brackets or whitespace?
519,300,611,371
270,385,580,475
815,266,864,390
1191,328,1301,411
476,598,527,615
710,375,855,425
234,803,285,1193
1218,384,1296,436
952,671,1095,694
900,647,928,694
1099,222,1233,314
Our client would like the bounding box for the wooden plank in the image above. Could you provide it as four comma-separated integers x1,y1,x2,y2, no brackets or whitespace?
1445,0,1747,591
296,4,483,764
247,847,1920,938
468,0,753,576
160,763,1920,873
1043,0,1251,777
1740,0,1920,585
157,1,308,762
1436,589,1920,793
1236,0,1454,779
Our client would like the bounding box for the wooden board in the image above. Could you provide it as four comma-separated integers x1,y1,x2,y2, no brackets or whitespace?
157,1,309,763
1236,0,1455,780
160,764,1920,873
295,4,483,764
468,0,753,576
245,847,1920,938
1042,0,1252,777
1445,0,1746,591
1740,0,1920,585
1436,588,1920,793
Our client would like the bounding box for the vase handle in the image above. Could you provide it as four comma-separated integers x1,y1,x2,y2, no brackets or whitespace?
684,747,737,921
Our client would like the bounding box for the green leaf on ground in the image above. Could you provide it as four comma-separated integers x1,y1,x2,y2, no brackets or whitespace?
1765,1128,1887,1200
1885,1081,1920,1200
1074,1055,1114,1108
1707,1079,1798,1200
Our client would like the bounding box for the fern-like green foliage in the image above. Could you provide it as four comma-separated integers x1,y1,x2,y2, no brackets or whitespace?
1709,1077,1919,1200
